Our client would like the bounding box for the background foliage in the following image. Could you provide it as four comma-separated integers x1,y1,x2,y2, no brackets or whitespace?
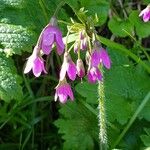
0,0,150,149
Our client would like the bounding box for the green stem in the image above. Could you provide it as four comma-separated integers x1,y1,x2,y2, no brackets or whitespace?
97,35,150,74
122,29,150,62
39,0,49,22
98,78,107,150
77,36,81,59
88,36,92,54
68,43,75,53
112,91,150,148
23,74,35,149
65,28,72,52
23,74,34,99
58,20,71,25
139,45,150,62
53,0,66,17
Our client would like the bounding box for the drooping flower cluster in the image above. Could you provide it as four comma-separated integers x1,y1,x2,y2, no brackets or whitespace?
24,16,65,77
24,16,111,104
139,4,150,22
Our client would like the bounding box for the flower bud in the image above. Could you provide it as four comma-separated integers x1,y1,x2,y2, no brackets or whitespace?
76,59,85,78
80,30,85,40
80,38,87,50
74,42,79,53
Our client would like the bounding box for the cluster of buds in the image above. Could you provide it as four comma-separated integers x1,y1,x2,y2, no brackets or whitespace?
24,16,111,104
74,30,87,52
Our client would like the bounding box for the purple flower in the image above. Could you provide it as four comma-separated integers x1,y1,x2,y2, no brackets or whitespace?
139,5,150,22
91,47,111,69
76,59,85,78
24,46,47,77
60,52,77,81
55,79,74,103
40,16,65,55
87,66,102,83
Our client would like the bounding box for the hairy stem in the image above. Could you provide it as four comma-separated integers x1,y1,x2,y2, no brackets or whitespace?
98,79,107,150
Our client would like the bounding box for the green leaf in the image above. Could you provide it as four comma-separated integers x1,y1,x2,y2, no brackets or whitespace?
80,0,109,25
108,17,133,37
0,23,36,55
129,11,150,38
0,52,23,102
76,49,150,125
143,0,150,4
55,101,98,150
75,82,97,104
0,0,25,9
140,128,150,147
97,36,150,74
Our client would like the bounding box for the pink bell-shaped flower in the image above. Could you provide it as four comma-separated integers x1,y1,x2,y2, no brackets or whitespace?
60,52,77,81
40,16,65,55
91,41,111,69
55,78,74,103
87,66,102,83
24,46,47,77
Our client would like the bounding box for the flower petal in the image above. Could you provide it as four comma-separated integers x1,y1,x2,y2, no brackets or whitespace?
139,9,145,17
42,25,55,46
91,50,101,67
41,44,52,55
100,48,111,69
66,84,74,101
87,71,96,83
67,61,77,81
80,38,87,50
24,56,34,74
59,62,68,81
54,92,58,102
76,59,85,78
58,94,68,103
95,67,102,81
139,6,150,22
56,43,64,55
41,59,47,74
57,85,68,103
143,12,150,22
32,58,43,77
55,28,65,54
